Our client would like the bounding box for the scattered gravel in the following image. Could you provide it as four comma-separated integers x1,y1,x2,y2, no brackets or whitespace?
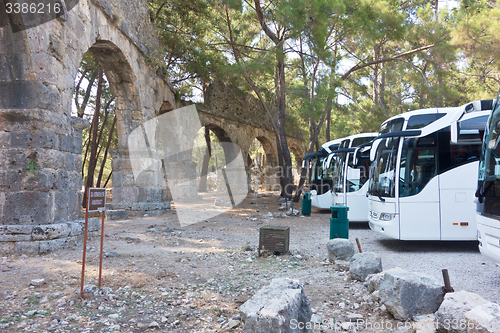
0,192,498,333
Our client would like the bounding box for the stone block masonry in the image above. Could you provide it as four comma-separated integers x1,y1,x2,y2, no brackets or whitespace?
0,0,175,254
0,219,100,255
0,0,304,255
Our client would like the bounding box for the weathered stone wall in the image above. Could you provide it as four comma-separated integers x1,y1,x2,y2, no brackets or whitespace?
202,81,304,141
0,0,175,254
0,0,305,255
199,88,306,192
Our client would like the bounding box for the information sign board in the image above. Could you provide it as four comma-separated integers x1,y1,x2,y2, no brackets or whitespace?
88,188,106,212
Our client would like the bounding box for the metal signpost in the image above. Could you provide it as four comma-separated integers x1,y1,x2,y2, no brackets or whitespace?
80,187,106,298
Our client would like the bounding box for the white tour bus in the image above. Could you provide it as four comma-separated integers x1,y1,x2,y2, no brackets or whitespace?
302,138,343,208
329,133,378,220
476,92,500,263
368,99,493,240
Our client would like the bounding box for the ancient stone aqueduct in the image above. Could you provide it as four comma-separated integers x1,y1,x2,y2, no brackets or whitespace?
0,0,305,254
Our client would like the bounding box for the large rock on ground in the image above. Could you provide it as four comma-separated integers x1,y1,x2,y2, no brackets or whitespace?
240,278,312,333
464,302,500,332
364,267,406,293
349,252,382,281
379,269,444,320
326,238,355,262
435,291,500,333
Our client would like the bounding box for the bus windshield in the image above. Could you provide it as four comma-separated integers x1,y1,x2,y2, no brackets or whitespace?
332,153,346,192
479,100,500,183
380,118,404,134
369,137,400,198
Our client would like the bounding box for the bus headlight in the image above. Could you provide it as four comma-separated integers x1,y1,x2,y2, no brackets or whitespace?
379,213,396,221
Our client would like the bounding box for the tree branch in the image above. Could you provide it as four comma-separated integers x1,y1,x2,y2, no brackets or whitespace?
341,44,434,80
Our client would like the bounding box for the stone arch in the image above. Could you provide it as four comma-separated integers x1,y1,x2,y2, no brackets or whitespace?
288,144,304,173
73,39,164,209
253,136,278,168
0,0,175,254
202,123,240,167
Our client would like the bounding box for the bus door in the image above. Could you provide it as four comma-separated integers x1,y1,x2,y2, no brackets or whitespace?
332,153,346,206
345,152,369,221
438,118,486,240
398,134,441,240
369,137,401,239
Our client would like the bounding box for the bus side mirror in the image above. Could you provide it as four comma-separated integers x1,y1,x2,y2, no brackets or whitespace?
370,139,381,162
451,120,458,143
353,147,361,166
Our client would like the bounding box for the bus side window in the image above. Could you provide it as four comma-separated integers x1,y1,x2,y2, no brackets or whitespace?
438,127,481,174
400,148,437,197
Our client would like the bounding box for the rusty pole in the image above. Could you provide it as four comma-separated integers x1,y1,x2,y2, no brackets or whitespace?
355,238,363,253
80,188,90,298
442,269,454,293
98,210,105,289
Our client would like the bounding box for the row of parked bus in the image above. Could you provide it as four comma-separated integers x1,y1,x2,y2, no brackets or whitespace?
303,95,500,264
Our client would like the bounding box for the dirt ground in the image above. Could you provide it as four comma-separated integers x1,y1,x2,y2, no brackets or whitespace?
0,192,424,333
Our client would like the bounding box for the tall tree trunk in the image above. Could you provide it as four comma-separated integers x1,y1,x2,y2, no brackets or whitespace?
198,127,212,192
81,137,90,178
292,104,330,202
83,65,103,208
96,114,117,187
325,106,331,142
373,43,379,106
275,43,294,198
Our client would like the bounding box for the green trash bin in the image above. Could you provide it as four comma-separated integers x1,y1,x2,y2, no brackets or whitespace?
301,192,311,216
330,206,349,239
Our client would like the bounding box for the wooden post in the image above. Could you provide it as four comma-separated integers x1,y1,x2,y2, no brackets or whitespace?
80,188,90,298
98,210,105,289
